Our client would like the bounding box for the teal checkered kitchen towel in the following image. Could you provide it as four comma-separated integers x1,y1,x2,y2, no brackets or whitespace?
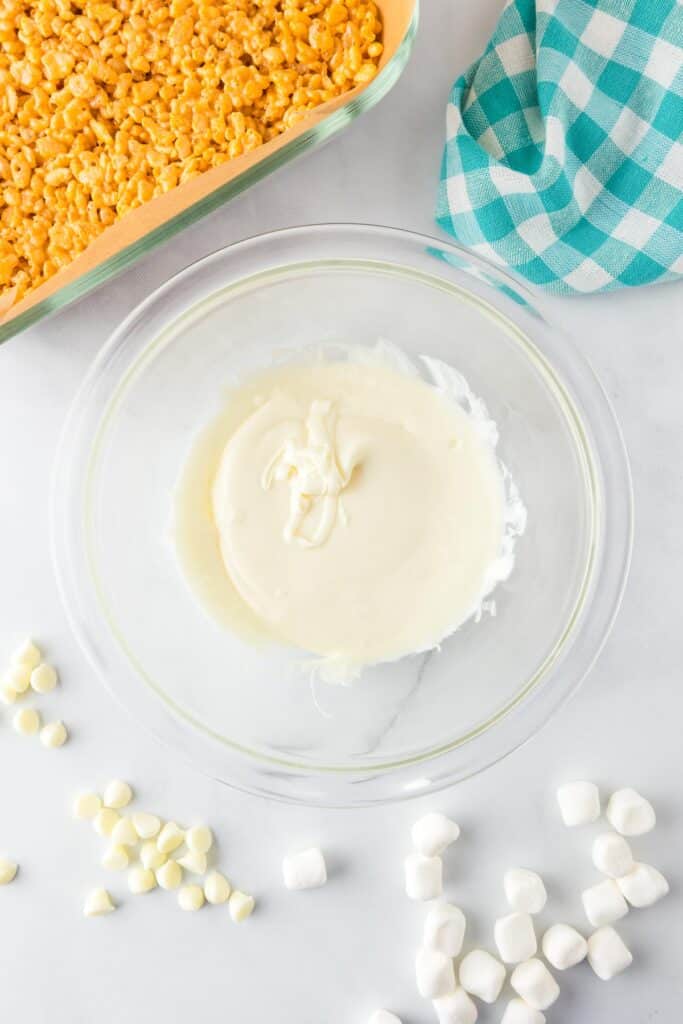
436,0,683,294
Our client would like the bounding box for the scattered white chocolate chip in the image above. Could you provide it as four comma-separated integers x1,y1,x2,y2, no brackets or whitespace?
0,678,18,704
111,817,138,847
140,841,166,871
606,788,656,836
93,808,120,837
128,866,156,894
282,847,327,891
132,812,161,840
40,721,68,749
102,845,129,871
504,869,547,914
229,890,255,922
501,998,545,1024
103,779,132,810
204,870,231,905
157,821,184,854
415,947,455,1000
84,887,115,917
30,662,57,694
556,781,600,827
423,902,466,958
178,884,204,911
411,812,460,857
587,926,632,980
73,792,102,820
495,912,538,964
368,1012,402,1024
156,859,182,891
177,850,207,876
541,923,588,970
592,833,634,878
12,638,42,669
582,879,629,928
186,825,213,854
7,664,31,694
617,862,669,908
404,853,442,901
433,988,478,1024
510,959,559,1011
458,950,506,1004
12,706,41,736
0,857,18,885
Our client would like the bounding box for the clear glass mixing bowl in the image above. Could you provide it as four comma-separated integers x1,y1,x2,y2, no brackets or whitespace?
51,225,633,806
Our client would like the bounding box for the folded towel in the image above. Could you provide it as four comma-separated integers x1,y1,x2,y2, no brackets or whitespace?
436,0,683,294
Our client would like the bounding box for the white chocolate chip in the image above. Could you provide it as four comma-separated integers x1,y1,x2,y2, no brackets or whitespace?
73,792,102,820
617,862,669,908
229,890,255,922
0,678,18,704
128,866,156,894
103,779,133,810
592,833,634,878
282,847,327,891
510,959,559,1011
204,870,231,905
186,825,213,854
458,950,506,1004
415,947,455,1000
156,859,182,890
432,988,478,1024
102,845,130,871
587,926,632,980
504,869,547,914
495,913,538,964
132,812,161,840
83,887,115,917
93,808,120,837
177,850,207,875
140,841,167,871
411,812,460,857
111,817,138,847
404,853,442,901
556,781,600,826
541,923,587,970
0,857,18,885
368,1012,402,1024
30,662,58,694
12,706,40,736
157,821,184,854
178,884,204,911
501,998,545,1024
582,879,629,928
12,638,42,669
423,902,466,958
606,788,656,836
40,721,68,748
7,664,31,694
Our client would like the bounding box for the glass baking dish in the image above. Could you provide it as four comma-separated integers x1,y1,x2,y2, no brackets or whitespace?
0,0,418,345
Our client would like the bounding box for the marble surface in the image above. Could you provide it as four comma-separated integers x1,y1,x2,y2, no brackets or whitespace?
0,1,681,1021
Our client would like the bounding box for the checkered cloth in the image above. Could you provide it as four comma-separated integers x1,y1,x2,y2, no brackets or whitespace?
436,0,683,294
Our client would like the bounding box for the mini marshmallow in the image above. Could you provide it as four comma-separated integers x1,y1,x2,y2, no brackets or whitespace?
111,817,138,847
83,888,115,917
0,857,18,885
592,833,634,878
178,884,204,911
415,947,455,1000
495,913,537,964
368,1013,402,1024
157,821,184,854
405,853,442,901
140,841,166,871
132,812,161,839
510,960,559,1011
73,792,102,820
8,664,31,694
177,850,207,875
556,781,600,827
186,825,213,854
504,869,547,914
587,926,632,980
40,721,67,748
128,866,156,894
30,662,57,694
103,779,132,810
617,863,669,908
582,879,628,928
102,844,129,871
458,950,506,1004
12,706,40,735
501,998,545,1024
411,812,460,857
204,870,231,905
93,808,120,837
12,638,41,669
423,902,466,958
541,924,587,970
156,859,182,891
282,847,327,891
229,890,255,922
606,788,656,836
433,988,478,1024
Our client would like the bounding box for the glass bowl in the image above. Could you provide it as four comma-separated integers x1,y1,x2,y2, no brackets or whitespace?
51,225,633,806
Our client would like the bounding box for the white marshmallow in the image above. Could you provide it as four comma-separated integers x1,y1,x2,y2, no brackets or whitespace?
0,857,18,885
73,792,102,820
587,926,632,980
510,960,559,1011
606,788,656,836
501,998,545,1024
504,869,547,914
128,866,156,894
592,833,634,878
178,884,204,911
541,923,587,970
412,813,460,857
140,841,166,871
40,721,68,748
368,1012,402,1024
103,779,132,810
132,812,161,839
405,853,442,901
12,638,41,669
424,902,466,958
617,863,669,908
204,870,231,905
556,781,600,826
582,879,629,928
157,821,184,854
228,890,255,922
102,844,129,871
458,950,506,1004
186,825,213,854
30,662,58,694
177,850,207,875
111,817,138,847
83,887,115,917
12,707,40,736
415,947,455,1000
495,913,537,964
156,859,182,891
433,988,478,1024
282,847,327,891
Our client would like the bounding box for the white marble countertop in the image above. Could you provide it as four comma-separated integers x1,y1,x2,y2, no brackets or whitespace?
1,2,681,1021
